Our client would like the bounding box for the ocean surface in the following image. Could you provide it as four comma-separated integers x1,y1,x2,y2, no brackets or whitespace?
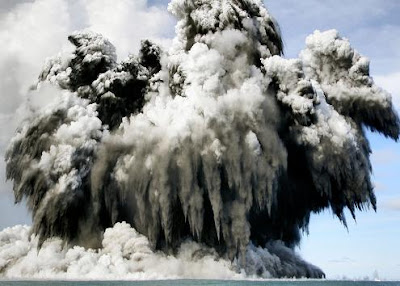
0,280,399,286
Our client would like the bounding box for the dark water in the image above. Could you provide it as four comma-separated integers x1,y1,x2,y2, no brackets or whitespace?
0,280,399,286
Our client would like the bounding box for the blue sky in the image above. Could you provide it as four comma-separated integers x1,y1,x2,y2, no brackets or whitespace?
0,0,399,280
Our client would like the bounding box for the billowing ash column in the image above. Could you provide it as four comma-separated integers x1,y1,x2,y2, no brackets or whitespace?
5,0,399,279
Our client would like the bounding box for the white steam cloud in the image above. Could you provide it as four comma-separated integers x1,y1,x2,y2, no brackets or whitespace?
0,222,320,279
1,0,399,280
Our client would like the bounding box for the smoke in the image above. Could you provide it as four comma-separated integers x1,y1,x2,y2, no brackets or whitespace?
0,222,321,279
2,0,399,279
0,0,173,199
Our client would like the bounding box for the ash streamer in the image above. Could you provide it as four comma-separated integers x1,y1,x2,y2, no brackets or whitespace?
3,0,399,279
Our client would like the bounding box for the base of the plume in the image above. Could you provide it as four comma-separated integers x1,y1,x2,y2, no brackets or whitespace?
245,243,325,278
0,222,324,279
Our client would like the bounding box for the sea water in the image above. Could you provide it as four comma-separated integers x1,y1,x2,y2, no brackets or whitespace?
0,280,399,286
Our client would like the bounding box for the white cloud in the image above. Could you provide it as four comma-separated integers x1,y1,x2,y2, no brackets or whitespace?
0,0,71,115
374,72,400,111
382,197,400,211
83,0,174,59
0,0,34,15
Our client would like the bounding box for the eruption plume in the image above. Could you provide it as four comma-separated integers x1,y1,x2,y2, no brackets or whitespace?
2,0,399,279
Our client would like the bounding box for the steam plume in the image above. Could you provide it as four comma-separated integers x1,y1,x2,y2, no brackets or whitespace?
3,0,399,279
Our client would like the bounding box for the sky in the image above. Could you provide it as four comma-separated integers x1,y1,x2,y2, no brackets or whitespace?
0,0,399,280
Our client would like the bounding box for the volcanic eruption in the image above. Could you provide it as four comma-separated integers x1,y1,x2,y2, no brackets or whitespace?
2,0,399,279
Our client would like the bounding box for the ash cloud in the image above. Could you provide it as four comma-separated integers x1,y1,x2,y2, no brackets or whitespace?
2,0,400,279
